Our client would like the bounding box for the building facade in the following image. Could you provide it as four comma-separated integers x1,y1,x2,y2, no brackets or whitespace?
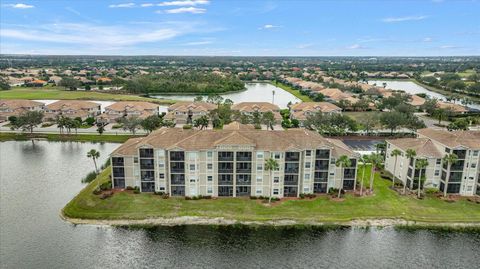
165,102,216,124
99,101,160,123
44,100,101,121
0,99,45,121
110,127,359,198
385,128,480,196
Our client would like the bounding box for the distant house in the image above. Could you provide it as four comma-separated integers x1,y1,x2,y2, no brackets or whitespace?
0,99,45,122
26,79,47,87
44,100,100,121
408,95,426,108
290,102,342,123
231,102,282,123
319,88,359,105
165,102,217,124
437,101,468,114
48,76,63,85
96,77,112,84
99,101,160,123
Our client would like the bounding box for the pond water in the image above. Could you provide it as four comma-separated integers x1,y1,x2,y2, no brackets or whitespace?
153,83,301,109
1,140,479,268
368,80,480,110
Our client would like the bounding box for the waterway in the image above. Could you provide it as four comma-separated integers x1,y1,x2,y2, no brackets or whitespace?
1,140,479,268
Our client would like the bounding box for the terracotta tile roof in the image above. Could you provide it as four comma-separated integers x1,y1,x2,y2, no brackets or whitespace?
111,137,144,156
0,99,44,109
223,121,255,130
113,128,357,157
417,128,480,149
437,101,468,113
386,137,443,158
232,102,280,112
167,102,216,113
46,100,99,111
106,101,159,112
290,102,341,113
408,95,426,107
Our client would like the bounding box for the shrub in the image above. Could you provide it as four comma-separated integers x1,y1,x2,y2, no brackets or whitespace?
99,181,112,191
112,124,123,129
133,186,140,194
82,171,98,183
183,124,192,129
100,191,113,199
250,196,258,199
93,187,102,195
254,123,261,129
299,193,305,199
84,117,95,126
41,122,54,128
305,193,316,198
126,186,134,190
162,194,169,199
425,188,439,195
328,188,339,195
154,191,166,195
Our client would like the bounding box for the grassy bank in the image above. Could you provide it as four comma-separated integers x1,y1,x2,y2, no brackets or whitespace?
0,132,138,143
271,82,312,102
63,165,480,224
0,87,176,104
412,79,480,103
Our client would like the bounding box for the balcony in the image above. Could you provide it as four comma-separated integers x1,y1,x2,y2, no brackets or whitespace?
140,159,154,170
314,172,328,182
450,161,465,171
219,163,234,173
171,174,185,185
315,160,329,171
236,175,251,185
141,171,155,181
343,169,356,179
170,162,185,173
236,162,252,173
315,149,330,159
139,148,154,158
236,152,252,162
112,157,124,166
284,175,298,185
218,152,234,162
285,152,300,162
170,151,185,161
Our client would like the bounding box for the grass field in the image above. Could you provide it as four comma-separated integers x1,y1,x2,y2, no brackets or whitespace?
0,132,139,143
271,82,313,102
0,87,176,104
63,165,480,223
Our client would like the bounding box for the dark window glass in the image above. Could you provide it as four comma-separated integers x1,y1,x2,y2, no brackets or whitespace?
285,162,299,174
112,167,125,178
112,157,124,166
170,162,185,173
171,186,185,196
171,174,185,185
285,152,300,161
236,152,252,161
140,170,155,181
219,162,234,173
284,186,298,197
170,151,185,161
236,186,251,196
218,151,234,161
315,149,330,159
284,175,298,185
219,174,234,185
141,182,155,192
315,160,329,170
140,159,154,169
139,148,154,158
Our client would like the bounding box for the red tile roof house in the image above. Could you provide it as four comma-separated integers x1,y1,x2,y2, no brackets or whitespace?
44,100,101,121
231,102,283,124
26,79,48,87
165,102,217,125
0,99,45,122
98,101,160,123
290,102,342,124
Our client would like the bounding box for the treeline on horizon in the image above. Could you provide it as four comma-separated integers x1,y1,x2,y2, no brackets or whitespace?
122,72,245,94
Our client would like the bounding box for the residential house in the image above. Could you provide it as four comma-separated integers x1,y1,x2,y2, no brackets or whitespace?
44,100,101,121
290,102,342,124
165,102,217,124
99,101,160,123
0,99,45,121
231,102,282,123
110,127,359,197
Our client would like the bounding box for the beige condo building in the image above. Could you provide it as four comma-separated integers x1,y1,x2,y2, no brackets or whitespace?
110,124,359,197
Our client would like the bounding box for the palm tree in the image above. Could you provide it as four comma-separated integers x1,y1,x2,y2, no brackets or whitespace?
415,158,429,198
390,149,402,189
264,158,279,203
359,155,368,196
442,153,458,197
335,155,352,198
87,149,100,174
368,153,382,193
404,149,417,194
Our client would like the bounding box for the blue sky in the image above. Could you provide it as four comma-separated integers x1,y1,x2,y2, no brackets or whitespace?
1,0,479,56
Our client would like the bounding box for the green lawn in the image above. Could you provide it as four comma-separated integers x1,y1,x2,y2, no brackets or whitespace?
0,87,176,104
272,82,313,102
63,165,480,223
0,132,139,143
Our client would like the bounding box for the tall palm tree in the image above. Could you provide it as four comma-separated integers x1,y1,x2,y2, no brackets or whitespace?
415,158,429,198
87,149,100,174
442,153,458,197
264,158,279,204
404,149,417,194
335,155,352,198
390,149,402,189
359,155,368,196
368,153,382,193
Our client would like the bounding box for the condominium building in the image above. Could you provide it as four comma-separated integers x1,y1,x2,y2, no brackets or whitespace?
0,99,45,121
290,102,342,124
165,102,216,124
44,100,101,121
231,102,282,123
110,125,359,197
385,128,480,196
99,101,160,123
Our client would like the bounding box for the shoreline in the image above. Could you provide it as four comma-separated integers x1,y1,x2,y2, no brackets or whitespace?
60,212,480,229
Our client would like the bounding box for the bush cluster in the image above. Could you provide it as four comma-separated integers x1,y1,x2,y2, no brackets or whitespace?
185,195,212,200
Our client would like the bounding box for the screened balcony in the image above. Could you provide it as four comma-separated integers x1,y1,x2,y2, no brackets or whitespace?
315,149,330,159
236,152,252,162
218,151,234,162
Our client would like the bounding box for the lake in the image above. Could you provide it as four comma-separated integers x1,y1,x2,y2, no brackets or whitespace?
368,80,480,110
1,140,479,268
153,82,301,109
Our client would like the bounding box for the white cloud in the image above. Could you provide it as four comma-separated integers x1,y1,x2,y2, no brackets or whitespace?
141,3,155,7
164,7,206,13
258,24,281,30
422,37,433,42
158,0,209,6
382,15,428,23
296,43,313,49
439,45,461,49
5,3,34,9
346,44,367,50
182,40,213,46
109,3,135,8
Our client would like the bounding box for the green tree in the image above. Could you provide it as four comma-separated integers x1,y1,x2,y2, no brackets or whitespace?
432,108,448,125
0,77,11,90
368,153,382,192
193,115,209,130
335,155,352,198
404,149,417,194
121,116,142,134
58,77,81,90
415,158,429,198
380,111,407,135
261,111,276,130
264,158,279,204
87,149,100,174
141,115,163,133
390,149,402,189
358,155,368,196
442,153,458,197
12,111,44,133
96,122,105,135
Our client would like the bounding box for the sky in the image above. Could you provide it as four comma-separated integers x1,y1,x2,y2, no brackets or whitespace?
1,0,479,56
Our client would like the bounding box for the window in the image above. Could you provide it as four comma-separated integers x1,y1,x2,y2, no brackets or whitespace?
305,150,311,157
274,153,281,159
157,150,165,157
330,172,334,176
256,188,262,194
159,173,165,179
434,170,440,176
436,159,441,165
256,151,264,159
473,150,479,157
303,187,310,192
207,176,213,182
256,176,263,182
304,174,310,180
305,162,311,169
257,164,263,171
158,163,165,169
159,187,165,191
190,178,196,183
273,189,279,195
207,163,213,170
207,151,213,158
190,164,195,171
207,187,213,194
330,158,335,164
274,177,279,183
471,163,477,169
134,157,138,163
